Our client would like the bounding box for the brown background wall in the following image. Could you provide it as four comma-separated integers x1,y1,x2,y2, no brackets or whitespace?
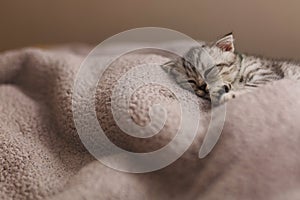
1,0,299,59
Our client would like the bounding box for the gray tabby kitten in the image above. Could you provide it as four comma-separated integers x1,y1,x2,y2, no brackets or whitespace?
162,33,300,104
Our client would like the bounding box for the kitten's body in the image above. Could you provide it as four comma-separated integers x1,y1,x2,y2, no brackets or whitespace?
162,33,300,104
226,54,300,101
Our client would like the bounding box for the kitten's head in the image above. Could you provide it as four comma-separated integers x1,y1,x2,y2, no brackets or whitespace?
162,33,240,100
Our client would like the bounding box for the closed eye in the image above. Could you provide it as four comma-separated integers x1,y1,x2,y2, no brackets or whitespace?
187,80,197,84
216,61,235,67
216,63,229,67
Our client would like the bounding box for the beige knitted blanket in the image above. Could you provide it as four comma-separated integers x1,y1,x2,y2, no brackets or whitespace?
0,44,300,200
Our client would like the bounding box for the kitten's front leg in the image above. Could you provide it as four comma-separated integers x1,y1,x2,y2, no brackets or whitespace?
219,91,238,104
220,85,256,104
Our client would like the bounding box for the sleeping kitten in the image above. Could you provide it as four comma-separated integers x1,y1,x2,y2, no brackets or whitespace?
162,33,300,105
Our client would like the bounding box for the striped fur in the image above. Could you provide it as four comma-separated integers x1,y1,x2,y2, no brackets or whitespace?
162,33,300,104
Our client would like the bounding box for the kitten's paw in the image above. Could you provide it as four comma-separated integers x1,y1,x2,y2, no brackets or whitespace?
211,91,236,105
219,92,236,104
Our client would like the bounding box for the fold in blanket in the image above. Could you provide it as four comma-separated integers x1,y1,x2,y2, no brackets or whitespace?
0,44,300,200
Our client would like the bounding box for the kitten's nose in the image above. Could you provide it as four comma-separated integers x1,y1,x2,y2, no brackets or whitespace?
198,83,209,93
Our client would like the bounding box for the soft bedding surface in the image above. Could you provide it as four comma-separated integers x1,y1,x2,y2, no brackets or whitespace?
0,43,300,200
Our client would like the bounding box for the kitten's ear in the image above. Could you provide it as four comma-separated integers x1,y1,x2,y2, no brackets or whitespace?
161,60,177,73
161,59,185,76
215,33,234,52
